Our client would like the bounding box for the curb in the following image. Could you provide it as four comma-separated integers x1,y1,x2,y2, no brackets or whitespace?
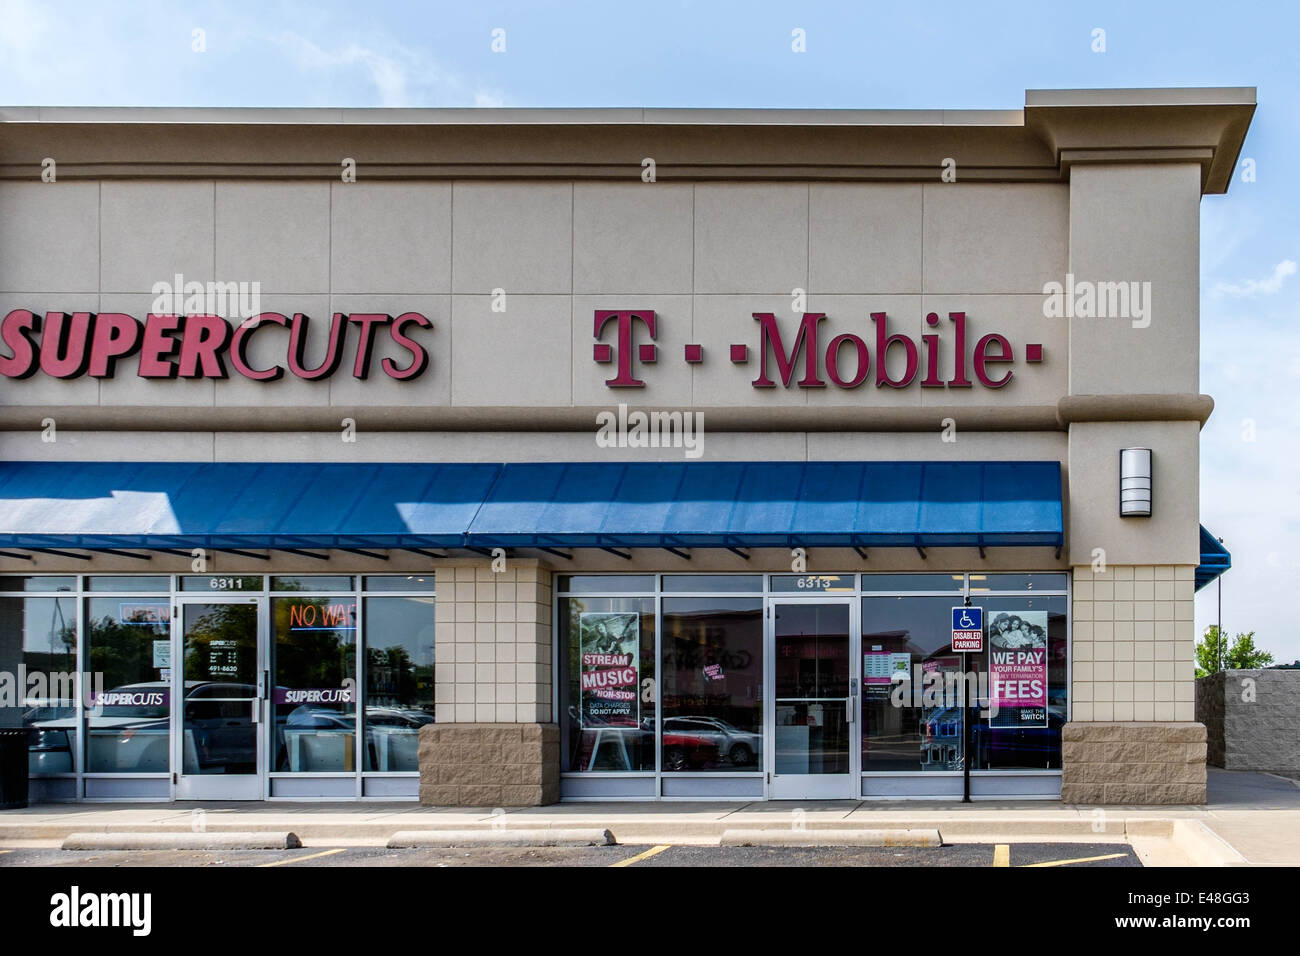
1167,820,1248,867
720,828,942,847
61,831,302,851
387,828,616,848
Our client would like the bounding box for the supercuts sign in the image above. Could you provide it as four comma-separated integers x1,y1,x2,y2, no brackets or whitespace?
0,310,431,381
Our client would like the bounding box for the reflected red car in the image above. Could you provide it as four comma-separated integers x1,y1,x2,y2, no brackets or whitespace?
661,732,719,771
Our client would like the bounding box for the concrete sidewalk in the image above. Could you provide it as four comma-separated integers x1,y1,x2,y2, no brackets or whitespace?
1,769,1295,866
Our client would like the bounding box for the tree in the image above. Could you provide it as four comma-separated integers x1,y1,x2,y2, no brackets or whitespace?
1196,626,1275,677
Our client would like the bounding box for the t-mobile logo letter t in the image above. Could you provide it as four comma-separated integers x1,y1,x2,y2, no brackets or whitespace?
593,310,657,387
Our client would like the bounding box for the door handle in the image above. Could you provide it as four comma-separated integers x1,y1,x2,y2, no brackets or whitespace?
846,696,856,724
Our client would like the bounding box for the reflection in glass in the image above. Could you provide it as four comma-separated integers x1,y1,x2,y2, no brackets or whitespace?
272,596,357,773
363,597,435,771
968,597,1067,770
861,574,965,592
0,577,76,593
661,598,762,772
3,597,77,774
773,603,850,774
661,575,763,593
556,575,655,594
558,596,655,772
182,603,258,775
86,576,170,592
362,575,435,592
85,597,171,773
861,595,1068,773
861,596,966,772
271,576,355,592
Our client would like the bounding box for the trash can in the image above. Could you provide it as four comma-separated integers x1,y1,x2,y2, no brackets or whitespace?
0,728,33,810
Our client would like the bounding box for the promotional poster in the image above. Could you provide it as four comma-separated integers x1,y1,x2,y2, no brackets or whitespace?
578,612,640,727
988,610,1049,728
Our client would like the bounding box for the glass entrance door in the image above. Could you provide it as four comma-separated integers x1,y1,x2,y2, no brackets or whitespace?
173,597,265,799
766,599,858,799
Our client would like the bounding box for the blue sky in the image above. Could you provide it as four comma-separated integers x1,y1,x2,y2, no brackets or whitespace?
2,0,1296,662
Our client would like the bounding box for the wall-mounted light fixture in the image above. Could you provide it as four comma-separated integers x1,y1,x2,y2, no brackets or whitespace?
1120,448,1152,517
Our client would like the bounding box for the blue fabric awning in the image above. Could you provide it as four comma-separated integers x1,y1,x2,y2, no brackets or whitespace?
1196,525,1231,591
0,460,1064,552
468,461,1063,549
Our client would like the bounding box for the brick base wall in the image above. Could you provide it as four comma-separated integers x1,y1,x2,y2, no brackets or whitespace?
1061,721,1206,804
418,723,559,806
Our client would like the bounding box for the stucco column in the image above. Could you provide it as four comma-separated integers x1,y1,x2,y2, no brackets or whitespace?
420,560,559,806
1062,162,1207,803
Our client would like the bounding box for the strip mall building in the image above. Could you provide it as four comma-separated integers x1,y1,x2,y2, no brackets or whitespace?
0,88,1250,805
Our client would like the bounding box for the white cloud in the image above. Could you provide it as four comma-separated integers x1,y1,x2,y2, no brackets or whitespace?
266,29,504,107
1212,258,1297,297
0,0,48,55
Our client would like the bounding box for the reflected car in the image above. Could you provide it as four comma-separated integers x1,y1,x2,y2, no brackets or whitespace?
28,681,175,774
975,708,1065,765
661,732,720,771
183,682,258,773
662,716,761,766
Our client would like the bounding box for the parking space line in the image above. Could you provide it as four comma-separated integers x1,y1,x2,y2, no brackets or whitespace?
610,845,671,867
992,844,1010,867
1022,852,1128,868
256,848,347,868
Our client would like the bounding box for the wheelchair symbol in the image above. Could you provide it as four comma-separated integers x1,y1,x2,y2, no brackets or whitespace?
958,609,975,629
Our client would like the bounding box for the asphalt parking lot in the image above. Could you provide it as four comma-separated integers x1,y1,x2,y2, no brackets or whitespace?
0,842,1140,868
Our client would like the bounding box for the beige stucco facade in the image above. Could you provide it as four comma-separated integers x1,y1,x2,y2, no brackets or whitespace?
0,88,1254,804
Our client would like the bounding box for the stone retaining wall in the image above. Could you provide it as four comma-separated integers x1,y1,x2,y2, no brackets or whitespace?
1196,669,1300,771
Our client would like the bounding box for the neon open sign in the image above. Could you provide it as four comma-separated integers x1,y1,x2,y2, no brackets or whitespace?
287,600,357,631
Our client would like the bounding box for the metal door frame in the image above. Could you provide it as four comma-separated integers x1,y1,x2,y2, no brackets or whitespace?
171,594,267,800
764,595,859,800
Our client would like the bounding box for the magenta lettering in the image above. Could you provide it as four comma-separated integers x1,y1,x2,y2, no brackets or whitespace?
0,309,433,382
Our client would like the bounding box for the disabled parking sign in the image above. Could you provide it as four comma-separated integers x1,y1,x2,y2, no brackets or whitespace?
951,606,984,652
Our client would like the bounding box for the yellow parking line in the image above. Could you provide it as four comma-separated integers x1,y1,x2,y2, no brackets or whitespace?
1023,852,1127,868
256,848,346,868
610,845,671,867
992,844,1010,867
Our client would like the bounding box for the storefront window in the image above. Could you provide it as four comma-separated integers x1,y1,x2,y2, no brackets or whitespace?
861,574,965,592
558,594,655,772
967,595,1067,770
363,575,435,592
180,575,262,592
556,575,655,593
272,596,357,773
2,597,77,775
85,596,171,773
86,576,170,592
661,597,762,772
770,574,856,593
661,575,762,593
363,597,435,772
862,595,969,772
272,576,355,592
968,573,1068,593
0,576,75,593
